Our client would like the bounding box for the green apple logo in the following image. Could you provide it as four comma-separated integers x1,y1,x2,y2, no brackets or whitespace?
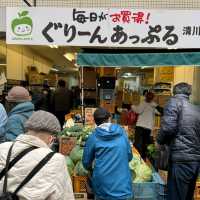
11,11,33,36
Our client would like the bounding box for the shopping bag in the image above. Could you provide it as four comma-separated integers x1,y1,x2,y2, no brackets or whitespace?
156,145,170,171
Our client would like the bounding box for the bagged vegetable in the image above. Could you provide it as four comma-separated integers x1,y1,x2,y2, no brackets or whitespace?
65,156,74,176
129,155,152,183
70,145,83,164
74,161,88,176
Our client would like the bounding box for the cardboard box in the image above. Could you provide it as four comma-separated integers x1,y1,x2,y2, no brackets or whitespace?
85,107,96,125
100,100,115,113
59,136,77,155
100,68,116,76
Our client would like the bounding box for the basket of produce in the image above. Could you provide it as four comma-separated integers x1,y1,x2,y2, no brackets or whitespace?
69,144,89,193
130,147,167,200
58,125,83,155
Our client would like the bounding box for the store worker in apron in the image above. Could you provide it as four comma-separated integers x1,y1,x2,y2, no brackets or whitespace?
82,107,133,200
132,92,162,160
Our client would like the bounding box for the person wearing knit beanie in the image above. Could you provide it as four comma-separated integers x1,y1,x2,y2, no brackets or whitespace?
0,110,74,200
4,86,34,141
6,86,31,103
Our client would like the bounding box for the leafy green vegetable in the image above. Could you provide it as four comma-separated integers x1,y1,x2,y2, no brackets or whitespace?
129,156,152,183
70,145,83,164
65,156,74,176
147,144,156,159
77,126,94,145
74,161,88,176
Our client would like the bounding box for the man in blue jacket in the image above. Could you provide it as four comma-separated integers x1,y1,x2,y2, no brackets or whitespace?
82,107,133,200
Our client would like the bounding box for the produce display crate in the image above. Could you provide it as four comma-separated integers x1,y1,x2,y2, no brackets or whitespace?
74,193,87,200
194,182,200,200
59,136,77,155
133,172,167,200
73,175,87,193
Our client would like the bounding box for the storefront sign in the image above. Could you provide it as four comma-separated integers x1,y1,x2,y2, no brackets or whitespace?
0,7,6,32
6,7,200,48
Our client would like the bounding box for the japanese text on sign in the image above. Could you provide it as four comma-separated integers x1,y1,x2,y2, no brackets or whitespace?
6,8,200,48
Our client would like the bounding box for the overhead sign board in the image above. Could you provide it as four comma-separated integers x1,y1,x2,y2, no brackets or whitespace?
6,7,200,48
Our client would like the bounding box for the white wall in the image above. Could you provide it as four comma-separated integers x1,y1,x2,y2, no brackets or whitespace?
173,66,200,104
174,66,194,85
192,67,200,105
0,40,53,80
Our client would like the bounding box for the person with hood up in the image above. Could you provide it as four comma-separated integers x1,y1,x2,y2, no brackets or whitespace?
4,86,34,141
82,107,133,200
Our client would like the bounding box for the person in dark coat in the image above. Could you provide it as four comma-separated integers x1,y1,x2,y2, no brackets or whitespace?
82,107,133,200
157,82,200,200
51,80,72,127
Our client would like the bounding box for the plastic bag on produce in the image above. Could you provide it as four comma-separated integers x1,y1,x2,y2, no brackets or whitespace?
63,118,74,129
129,156,152,183
69,145,83,164
65,156,74,176
74,160,88,176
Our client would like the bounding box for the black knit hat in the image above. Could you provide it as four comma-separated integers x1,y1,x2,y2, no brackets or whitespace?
93,107,111,126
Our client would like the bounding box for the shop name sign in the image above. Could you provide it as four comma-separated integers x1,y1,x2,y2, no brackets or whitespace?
6,7,200,48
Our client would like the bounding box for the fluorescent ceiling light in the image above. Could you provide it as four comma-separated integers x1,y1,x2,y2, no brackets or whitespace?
74,63,79,67
49,45,58,48
63,53,75,62
141,66,151,69
50,68,59,72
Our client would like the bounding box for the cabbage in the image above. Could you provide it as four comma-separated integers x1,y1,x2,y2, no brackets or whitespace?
69,145,83,164
65,156,74,176
129,156,152,183
74,161,88,176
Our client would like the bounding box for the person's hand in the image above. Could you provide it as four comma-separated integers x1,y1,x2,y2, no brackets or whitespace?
155,142,161,150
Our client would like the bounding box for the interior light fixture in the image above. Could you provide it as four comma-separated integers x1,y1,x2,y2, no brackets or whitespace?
0,64,6,66
49,45,58,48
141,66,151,69
63,53,75,62
50,67,59,72
74,63,79,68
